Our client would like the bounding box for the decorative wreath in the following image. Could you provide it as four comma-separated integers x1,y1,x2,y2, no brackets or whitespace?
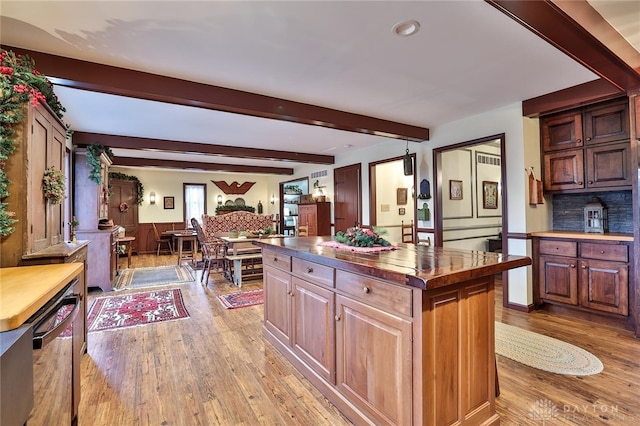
119,202,130,213
42,166,66,204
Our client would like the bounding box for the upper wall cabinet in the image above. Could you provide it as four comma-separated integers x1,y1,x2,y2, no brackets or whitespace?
1,104,65,267
541,98,631,192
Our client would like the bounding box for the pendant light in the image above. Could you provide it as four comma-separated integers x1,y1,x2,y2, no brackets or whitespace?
403,139,413,176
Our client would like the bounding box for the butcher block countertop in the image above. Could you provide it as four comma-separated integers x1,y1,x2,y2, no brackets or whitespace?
0,263,84,332
253,236,531,290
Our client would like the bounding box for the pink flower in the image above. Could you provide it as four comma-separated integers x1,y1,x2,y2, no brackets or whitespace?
13,84,29,93
0,66,13,75
29,88,46,107
32,69,41,76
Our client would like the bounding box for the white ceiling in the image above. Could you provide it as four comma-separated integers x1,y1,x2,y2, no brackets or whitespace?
1,0,635,174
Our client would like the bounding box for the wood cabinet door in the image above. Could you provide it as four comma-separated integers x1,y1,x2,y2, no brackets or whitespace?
298,204,317,235
539,255,578,305
30,109,51,252
109,179,139,245
580,260,628,316
541,111,583,151
291,277,335,384
49,122,65,245
583,100,630,145
336,294,412,426
543,149,584,191
263,265,292,346
585,142,631,188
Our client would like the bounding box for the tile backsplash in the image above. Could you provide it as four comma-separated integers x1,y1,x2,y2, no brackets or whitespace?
552,191,633,234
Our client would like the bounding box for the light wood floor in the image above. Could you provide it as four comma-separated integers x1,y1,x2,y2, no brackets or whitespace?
77,255,640,425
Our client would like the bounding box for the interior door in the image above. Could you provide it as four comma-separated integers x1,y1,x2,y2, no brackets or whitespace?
109,179,139,243
334,164,361,233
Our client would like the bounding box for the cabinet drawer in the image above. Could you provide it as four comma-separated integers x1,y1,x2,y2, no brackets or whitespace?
539,240,577,257
66,251,86,264
292,258,334,288
262,249,291,272
336,270,412,317
580,243,628,262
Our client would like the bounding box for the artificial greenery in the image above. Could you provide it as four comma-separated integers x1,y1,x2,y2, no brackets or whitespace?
109,172,144,205
1,49,67,236
42,166,66,204
215,205,256,215
335,226,391,247
86,144,114,184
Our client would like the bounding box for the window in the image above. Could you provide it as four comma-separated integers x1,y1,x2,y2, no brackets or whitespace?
184,183,207,226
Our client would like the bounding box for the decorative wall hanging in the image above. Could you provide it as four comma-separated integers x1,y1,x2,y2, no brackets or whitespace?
211,181,255,195
449,180,463,200
164,196,174,209
482,181,499,209
526,167,544,205
397,188,408,205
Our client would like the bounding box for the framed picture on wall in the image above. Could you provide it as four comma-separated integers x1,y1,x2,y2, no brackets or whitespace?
483,181,499,209
449,180,463,200
164,196,175,209
397,188,408,205
399,208,406,215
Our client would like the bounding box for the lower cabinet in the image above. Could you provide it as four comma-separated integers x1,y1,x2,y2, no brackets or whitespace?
537,238,629,316
262,248,498,426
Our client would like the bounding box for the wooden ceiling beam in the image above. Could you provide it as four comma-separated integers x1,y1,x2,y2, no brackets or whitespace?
112,157,294,175
486,0,640,94
5,46,429,142
73,132,334,164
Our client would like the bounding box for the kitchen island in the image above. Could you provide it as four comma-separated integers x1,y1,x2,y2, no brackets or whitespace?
253,236,531,426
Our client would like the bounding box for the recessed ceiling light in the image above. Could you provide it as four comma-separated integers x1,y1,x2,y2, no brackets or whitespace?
393,20,420,37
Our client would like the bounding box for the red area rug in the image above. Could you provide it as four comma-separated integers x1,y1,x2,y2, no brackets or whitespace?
52,288,189,337
87,289,189,332
217,289,264,309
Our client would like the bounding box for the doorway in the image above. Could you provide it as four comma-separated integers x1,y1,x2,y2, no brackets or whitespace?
333,163,361,233
433,134,508,304
369,154,417,243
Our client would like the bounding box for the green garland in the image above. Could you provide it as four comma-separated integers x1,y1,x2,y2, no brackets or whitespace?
1,49,67,236
109,172,144,205
215,205,256,215
86,144,114,184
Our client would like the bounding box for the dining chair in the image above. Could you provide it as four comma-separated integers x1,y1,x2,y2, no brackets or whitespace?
401,220,414,243
191,218,227,285
152,223,174,256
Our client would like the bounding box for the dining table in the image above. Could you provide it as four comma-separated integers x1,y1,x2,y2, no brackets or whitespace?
162,229,198,265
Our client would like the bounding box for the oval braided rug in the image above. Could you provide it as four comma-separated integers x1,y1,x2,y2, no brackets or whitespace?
495,322,603,376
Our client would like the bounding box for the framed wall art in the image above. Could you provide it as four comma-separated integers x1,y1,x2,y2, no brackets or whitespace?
164,196,175,209
397,187,408,205
398,208,406,215
482,181,499,209
449,180,463,200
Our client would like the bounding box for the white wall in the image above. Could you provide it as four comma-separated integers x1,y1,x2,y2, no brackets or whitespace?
110,167,281,225
112,102,535,306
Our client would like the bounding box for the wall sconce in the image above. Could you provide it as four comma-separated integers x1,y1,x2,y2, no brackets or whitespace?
149,192,156,205
270,193,276,205
217,194,223,205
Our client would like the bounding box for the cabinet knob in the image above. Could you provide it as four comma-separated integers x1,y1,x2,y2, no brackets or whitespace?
335,315,341,321
576,138,582,143
578,182,583,185
307,267,314,274
570,264,576,268
273,257,278,262
363,286,370,294
581,264,587,269
600,250,605,254
586,137,592,141
588,180,593,184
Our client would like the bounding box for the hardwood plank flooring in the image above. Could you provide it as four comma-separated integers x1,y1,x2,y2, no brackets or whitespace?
76,256,640,425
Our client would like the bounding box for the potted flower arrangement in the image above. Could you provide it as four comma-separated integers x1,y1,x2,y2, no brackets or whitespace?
335,226,391,248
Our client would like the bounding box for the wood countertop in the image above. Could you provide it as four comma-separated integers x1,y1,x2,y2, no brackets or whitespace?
530,231,633,241
253,236,531,290
0,263,84,332
21,240,90,260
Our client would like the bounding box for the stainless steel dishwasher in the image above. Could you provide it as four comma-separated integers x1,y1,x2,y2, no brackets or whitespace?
27,279,80,426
